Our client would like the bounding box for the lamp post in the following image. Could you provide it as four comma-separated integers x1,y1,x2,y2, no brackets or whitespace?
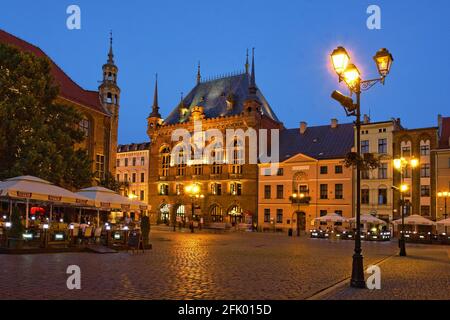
438,191,449,234
330,46,394,288
185,183,204,233
437,191,449,220
291,192,305,236
393,157,419,256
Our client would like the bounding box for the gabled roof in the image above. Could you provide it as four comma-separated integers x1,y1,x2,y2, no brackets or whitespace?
117,142,151,153
0,29,107,115
439,116,450,149
164,73,280,124
279,123,354,161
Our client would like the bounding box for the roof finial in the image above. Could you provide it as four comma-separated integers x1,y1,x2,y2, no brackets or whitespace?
245,49,250,74
108,30,114,64
197,61,201,85
249,47,257,95
150,73,161,118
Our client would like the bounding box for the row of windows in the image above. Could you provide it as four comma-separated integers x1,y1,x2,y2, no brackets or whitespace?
401,145,431,157
117,157,145,167
361,138,388,154
263,184,344,200
320,165,343,175
117,172,146,183
124,190,145,201
158,182,242,196
263,209,344,224
361,163,431,179
161,162,242,177
264,209,284,223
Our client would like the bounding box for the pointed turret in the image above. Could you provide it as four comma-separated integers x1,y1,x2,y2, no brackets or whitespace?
249,48,257,95
149,74,161,118
196,61,201,85
107,31,114,64
99,31,120,114
245,49,250,74
244,48,262,114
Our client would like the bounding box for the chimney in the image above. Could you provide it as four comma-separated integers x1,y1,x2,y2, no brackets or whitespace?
331,118,338,128
438,114,443,136
300,122,307,134
363,114,371,124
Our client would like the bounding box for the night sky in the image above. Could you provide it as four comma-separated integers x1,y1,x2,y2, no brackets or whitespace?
1,0,449,144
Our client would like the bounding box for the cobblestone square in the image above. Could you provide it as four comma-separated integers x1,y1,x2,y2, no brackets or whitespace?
0,230,448,300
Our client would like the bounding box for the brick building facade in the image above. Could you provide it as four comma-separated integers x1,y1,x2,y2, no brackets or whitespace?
0,29,120,184
393,126,438,219
146,54,283,226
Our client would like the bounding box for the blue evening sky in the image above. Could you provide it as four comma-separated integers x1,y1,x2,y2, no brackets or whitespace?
1,0,449,144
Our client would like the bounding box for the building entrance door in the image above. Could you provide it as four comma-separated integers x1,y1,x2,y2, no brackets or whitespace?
296,212,306,236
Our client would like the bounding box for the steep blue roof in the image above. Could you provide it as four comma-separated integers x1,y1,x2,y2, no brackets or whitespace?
279,123,354,161
164,73,280,124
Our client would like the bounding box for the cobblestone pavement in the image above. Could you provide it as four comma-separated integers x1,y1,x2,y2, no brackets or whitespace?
0,230,447,300
325,244,450,300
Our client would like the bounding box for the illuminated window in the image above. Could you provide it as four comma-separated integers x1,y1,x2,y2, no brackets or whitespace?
79,118,90,137
95,154,105,179
210,205,223,222
160,147,170,177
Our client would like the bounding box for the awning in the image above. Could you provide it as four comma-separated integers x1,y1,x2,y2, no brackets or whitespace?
436,218,450,227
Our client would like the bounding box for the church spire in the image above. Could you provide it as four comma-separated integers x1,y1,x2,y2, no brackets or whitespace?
196,61,201,85
249,48,257,95
149,74,161,118
108,30,114,64
245,49,250,74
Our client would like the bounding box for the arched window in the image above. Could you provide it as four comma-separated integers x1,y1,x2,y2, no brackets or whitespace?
160,204,170,223
230,138,244,174
159,184,169,195
176,205,186,217
160,146,171,177
210,205,223,222
79,118,90,137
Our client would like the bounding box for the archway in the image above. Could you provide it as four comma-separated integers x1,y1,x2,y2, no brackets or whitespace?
295,211,306,237
227,205,243,225
159,203,170,225
210,204,224,223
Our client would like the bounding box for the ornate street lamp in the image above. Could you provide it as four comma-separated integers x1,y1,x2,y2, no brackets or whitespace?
393,157,419,256
438,191,449,220
330,46,394,288
373,48,394,78
185,183,203,233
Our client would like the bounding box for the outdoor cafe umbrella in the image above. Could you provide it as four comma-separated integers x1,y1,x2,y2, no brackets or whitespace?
76,187,148,225
436,218,450,233
0,175,94,228
314,213,348,223
349,214,387,225
392,214,436,226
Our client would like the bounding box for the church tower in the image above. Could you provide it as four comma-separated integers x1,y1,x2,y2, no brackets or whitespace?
98,32,120,178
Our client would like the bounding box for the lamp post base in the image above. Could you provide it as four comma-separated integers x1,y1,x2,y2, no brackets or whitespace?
350,253,366,288
399,238,407,256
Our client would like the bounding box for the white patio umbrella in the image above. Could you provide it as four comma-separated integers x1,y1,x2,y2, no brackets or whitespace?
392,214,436,226
314,213,348,223
76,187,148,226
0,176,94,228
436,218,450,226
349,214,387,225
436,218,450,234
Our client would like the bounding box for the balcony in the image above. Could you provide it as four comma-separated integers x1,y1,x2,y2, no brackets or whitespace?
289,196,311,205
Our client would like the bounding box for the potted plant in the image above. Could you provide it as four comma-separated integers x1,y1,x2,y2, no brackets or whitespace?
8,207,25,249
